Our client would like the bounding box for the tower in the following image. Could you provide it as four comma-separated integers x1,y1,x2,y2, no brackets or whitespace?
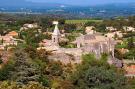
52,21,61,46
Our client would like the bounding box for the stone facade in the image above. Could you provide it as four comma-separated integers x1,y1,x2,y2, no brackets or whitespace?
74,34,115,58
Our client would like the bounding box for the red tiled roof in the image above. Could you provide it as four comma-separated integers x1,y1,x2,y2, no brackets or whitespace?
7,31,18,36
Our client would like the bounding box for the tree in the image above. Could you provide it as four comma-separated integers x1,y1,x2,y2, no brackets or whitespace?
85,21,96,27
59,18,65,25
100,53,108,62
59,80,75,89
10,49,40,85
39,18,53,32
96,23,106,33
124,49,135,59
17,18,35,26
128,36,134,50
23,82,46,89
45,61,63,76
0,60,3,64
84,67,128,89
114,49,123,60
0,60,14,81
25,46,37,59
36,49,50,62
69,54,129,89
64,24,76,33
38,75,50,87
20,29,45,47
33,58,50,87
0,81,19,89
0,55,3,64
0,81,46,89
51,80,75,89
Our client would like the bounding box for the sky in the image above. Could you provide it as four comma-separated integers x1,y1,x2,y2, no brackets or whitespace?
27,0,135,6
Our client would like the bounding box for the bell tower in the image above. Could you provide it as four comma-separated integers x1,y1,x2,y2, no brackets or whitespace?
52,21,61,46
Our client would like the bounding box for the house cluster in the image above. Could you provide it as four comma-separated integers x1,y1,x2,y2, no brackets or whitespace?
0,31,18,50
105,26,135,39
37,21,119,65
105,26,135,32
123,26,135,32
105,31,123,38
105,27,123,38
106,27,117,31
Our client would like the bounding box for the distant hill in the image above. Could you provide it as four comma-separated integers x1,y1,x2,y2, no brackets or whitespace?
0,1,135,18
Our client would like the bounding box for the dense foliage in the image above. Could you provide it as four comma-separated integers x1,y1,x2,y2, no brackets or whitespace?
69,54,129,89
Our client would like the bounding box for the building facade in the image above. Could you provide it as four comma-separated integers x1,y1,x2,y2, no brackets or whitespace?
74,34,116,58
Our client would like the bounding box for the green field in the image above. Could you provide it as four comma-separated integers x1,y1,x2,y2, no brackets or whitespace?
65,19,103,24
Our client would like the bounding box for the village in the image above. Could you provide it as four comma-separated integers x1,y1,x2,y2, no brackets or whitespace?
0,13,134,88
0,19,134,78
1,0,135,88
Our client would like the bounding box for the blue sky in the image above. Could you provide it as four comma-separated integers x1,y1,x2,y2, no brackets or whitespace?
27,0,135,5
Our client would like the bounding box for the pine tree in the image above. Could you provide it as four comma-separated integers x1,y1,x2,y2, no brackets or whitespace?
11,49,40,85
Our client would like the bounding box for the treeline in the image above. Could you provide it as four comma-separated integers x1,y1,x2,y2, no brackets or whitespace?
1,14,135,33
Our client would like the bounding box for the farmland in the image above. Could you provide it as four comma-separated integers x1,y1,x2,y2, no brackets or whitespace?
65,19,103,24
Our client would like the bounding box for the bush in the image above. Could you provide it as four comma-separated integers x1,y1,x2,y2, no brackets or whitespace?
0,59,3,64
0,60,15,81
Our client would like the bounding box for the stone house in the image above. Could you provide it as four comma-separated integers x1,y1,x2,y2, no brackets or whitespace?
106,27,117,32
124,65,135,77
20,23,38,31
123,26,135,32
74,34,115,58
23,23,38,28
6,31,18,37
85,26,96,34
105,31,123,38
0,36,17,47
